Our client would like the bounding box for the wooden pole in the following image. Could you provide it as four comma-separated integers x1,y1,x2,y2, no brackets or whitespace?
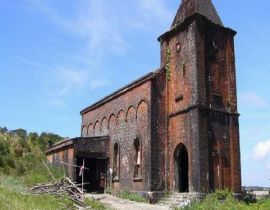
82,159,85,198
62,161,66,178
42,160,56,182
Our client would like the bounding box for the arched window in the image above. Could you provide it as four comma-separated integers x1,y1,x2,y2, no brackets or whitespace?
134,138,141,179
113,143,120,180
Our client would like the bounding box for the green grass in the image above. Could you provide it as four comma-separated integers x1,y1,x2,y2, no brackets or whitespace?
118,190,148,203
175,190,270,210
85,198,107,210
0,166,109,210
0,174,74,210
21,164,65,187
0,186,73,210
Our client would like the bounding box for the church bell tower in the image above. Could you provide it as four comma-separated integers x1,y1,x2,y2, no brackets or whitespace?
158,0,242,193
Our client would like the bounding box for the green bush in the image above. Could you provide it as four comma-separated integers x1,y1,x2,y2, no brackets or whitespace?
15,160,26,176
0,129,63,179
0,138,10,156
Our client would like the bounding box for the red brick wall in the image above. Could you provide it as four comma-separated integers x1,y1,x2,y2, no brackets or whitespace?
81,81,152,191
159,16,241,193
47,146,75,180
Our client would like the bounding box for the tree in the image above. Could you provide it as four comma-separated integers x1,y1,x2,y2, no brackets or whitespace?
28,132,39,147
0,127,8,133
38,132,63,151
0,136,10,156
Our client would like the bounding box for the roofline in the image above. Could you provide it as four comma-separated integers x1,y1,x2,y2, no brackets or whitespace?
46,136,110,154
80,71,157,115
46,138,75,154
158,13,236,42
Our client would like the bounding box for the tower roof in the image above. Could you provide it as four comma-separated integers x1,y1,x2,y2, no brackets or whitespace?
171,0,223,29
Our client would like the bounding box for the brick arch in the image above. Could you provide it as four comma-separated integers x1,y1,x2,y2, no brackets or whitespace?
136,100,149,120
109,114,117,129
101,117,109,135
174,143,189,193
126,106,136,123
81,125,87,137
94,120,100,136
88,124,94,137
117,110,126,125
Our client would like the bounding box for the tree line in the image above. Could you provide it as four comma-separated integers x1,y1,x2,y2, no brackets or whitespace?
0,126,64,176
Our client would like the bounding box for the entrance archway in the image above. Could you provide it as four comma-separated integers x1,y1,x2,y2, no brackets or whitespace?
174,144,189,192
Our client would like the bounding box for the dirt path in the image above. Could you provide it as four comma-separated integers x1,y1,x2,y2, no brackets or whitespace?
85,193,170,210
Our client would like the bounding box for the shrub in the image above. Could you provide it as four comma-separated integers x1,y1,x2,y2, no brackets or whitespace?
15,161,26,176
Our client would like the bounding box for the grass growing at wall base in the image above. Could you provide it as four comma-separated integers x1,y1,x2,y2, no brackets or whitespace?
118,190,148,203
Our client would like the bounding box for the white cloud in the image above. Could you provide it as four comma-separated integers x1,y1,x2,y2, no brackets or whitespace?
239,92,268,108
253,140,270,160
133,0,173,31
90,80,109,89
53,68,88,96
139,0,173,21
45,98,68,109
25,0,127,56
266,163,270,171
48,68,109,97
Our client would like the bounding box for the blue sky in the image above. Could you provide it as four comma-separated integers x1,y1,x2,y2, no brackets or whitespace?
0,0,270,187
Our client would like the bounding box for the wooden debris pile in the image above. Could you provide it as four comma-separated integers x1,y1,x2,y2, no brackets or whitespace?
30,177,87,208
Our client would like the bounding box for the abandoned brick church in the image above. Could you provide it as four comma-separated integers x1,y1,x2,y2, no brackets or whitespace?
47,0,242,195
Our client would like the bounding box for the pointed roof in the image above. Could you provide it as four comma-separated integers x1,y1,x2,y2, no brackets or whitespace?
171,0,223,29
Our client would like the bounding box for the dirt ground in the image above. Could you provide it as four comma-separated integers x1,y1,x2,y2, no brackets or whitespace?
85,193,170,210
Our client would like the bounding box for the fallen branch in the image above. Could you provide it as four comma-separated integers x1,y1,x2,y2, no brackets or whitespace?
29,178,87,208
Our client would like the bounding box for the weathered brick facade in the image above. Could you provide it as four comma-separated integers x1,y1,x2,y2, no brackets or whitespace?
47,0,242,195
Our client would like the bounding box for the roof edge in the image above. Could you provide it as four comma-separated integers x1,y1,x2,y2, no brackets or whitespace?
46,136,110,154
158,13,236,42
80,71,158,115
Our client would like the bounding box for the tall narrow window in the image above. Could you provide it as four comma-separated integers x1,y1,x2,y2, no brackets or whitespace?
134,138,141,179
113,143,119,180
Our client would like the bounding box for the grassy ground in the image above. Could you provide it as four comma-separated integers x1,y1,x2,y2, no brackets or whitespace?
0,174,74,210
117,190,148,203
0,129,108,209
177,190,270,210
85,198,107,210
0,164,109,210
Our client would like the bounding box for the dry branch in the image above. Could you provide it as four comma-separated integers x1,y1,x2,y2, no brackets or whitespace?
30,178,87,208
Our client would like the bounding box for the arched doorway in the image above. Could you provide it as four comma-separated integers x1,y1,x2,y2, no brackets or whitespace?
174,144,189,192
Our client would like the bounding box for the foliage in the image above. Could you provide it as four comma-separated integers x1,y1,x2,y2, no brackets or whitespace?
0,126,63,177
165,47,171,81
118,190,148,203
22,164,65,186
175,190,270,210
0,126,78,209
85,198,107,210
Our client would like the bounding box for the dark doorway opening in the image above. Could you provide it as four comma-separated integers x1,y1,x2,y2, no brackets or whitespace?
174,144,189,193
76,157,107,193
